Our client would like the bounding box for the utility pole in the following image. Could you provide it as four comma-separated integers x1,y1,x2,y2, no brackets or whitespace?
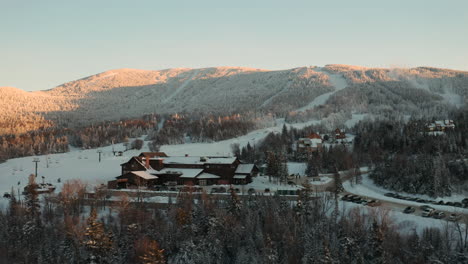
97,150,102,162
33,158,40,177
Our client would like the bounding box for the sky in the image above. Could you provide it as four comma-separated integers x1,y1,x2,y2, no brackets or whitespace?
1,0,467,91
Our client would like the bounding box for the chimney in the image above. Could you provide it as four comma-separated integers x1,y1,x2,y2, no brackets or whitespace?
185,154,189,157
145,155,150,169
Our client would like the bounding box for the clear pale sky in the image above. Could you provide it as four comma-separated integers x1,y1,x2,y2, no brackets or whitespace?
1,0,467,91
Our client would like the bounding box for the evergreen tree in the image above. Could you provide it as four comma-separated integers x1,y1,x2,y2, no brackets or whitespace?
84,208,114,263
139,239,166,264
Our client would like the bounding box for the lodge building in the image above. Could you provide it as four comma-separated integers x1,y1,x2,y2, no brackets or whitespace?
108,152,258,189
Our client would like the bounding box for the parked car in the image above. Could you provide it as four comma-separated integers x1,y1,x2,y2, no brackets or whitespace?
384,193,396,197
462,198,468,204
350,195,362,202
341,194,352,201
420,205,435,211
453,202,463,208
437,200,445,205
433,211,446,219
421,210,434,217
264,188,270,193
416,199,427,203
247,188,256,195
218,187,227,193
449,213,461,222
210,187,219,194
355,199,367,204
446,202,454,206
403,206,415,214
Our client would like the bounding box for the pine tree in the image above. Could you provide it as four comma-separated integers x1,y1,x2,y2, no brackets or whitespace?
277,152,289,184
84,208,114,263
139,239,166,264
333,169,344,194
24,174,40,220
266,151,278,183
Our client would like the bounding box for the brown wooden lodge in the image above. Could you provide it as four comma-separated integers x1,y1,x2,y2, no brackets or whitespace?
108,152,259,189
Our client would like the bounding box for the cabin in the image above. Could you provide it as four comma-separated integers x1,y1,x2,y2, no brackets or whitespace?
296,133,323,153
109,152,258,189
335,128,346,140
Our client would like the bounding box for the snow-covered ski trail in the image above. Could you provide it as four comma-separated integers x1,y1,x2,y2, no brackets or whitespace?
163,69,199,103
296,67,348,112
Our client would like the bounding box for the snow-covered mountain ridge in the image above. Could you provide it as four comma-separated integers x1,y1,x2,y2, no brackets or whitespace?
1,65,467,135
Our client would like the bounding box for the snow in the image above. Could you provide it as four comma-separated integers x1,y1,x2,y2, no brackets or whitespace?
343,174,468,214
162,69,199,104
153,168,203,179
439,90,464,108
197,173,220,179
247,175,304,191
235,164,255,174
287,162,307,176
296,67,348,112
338,200,455,234
310,177,332,185
159,156,237,165
0,143,140,209
344,113,368,128
130,171,158,180
160,118,320,156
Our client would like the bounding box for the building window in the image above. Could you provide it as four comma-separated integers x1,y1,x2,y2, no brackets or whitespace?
199,180,207,186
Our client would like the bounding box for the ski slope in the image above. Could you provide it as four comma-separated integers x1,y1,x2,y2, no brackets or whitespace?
296,67,348,112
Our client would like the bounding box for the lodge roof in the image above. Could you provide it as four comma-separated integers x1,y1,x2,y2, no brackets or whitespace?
130,171,158,180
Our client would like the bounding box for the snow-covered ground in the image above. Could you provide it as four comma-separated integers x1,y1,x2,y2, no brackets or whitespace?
338,200,456,233
344,113,368,128
0,142,144,209
310,177,332,185
287,162,307,176
161,118,320,156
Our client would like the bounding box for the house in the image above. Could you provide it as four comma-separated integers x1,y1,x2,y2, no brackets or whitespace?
109,152,258,189
296,133,323,153
234,164,260,185
426,120,455,132
335,128,346,140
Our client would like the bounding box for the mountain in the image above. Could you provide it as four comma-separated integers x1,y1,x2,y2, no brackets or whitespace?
1,65,467,135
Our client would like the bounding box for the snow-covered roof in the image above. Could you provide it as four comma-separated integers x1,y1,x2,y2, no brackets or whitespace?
233,174,247,179
298,138,322,148
235,164,255,174
152,168,204,179
152,156,237,165
130,171,158,180
197,173,220,179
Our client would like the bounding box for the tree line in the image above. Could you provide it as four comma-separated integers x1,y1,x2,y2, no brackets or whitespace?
1,179,468,263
